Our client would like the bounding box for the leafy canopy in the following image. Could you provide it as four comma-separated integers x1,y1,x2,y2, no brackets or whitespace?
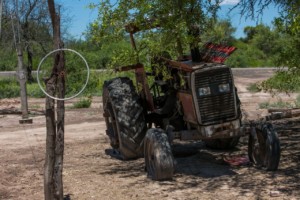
89,0,225,64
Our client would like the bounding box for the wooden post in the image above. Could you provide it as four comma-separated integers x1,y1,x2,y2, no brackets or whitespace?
17,44,29,118
17,42,32,124
10,0,32,124
44,0,65,199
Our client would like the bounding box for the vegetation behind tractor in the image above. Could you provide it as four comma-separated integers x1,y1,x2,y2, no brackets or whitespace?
102,23,281,181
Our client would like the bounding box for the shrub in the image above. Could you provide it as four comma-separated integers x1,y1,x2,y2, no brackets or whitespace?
0,70,136,99
27,83,45,98
72,96,92,108
247,83,261,93
261,70,300,93
0,78,20,98
295,94,300,108
259,99,294,109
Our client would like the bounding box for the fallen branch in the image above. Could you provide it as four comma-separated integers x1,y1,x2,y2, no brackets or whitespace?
0,108,21,115
0,108,45,115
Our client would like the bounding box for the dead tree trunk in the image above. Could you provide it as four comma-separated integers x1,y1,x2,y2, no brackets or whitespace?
44,0,65,200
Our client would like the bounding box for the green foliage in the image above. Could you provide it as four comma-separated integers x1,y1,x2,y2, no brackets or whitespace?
65,38,135,69
0,77,44,98
295,94,300,108
259,99,295,109
233,1,300,91
0,70,136,99
201,20,236,45
88,70,135,95
1,1,298,95
227,25,299,92
225,39,274,68
0,78,20,98
72,96,92,109
0,1,52,72
82,71,107,96
27,83,45,98
261,70,300,93
247,83,261,93
0,51,17,71
88,0,223,64
243,25,280,56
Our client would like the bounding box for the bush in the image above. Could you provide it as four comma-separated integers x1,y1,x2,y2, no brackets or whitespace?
0,77,47,99
0,70,136,99
247,83,261,93
0,78,20,98
27,83,45,98
83,70,135,96
261,70,300,93
0,51,17,71
295,94,300,108
72,96,92,108
225,40,275,68
259,99,295,109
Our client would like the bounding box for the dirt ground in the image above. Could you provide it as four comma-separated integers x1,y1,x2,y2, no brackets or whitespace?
0,68,300,200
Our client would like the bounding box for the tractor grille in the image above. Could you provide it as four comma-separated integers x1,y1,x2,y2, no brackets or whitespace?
194,67,237,124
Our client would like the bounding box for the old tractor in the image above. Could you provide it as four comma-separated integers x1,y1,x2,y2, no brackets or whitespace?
102,24,281,180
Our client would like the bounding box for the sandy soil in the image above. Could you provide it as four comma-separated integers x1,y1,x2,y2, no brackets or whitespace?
0,68,300,200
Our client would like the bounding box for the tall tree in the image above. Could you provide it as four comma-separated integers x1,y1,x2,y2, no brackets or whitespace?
0,0,52,75
7,0,31,122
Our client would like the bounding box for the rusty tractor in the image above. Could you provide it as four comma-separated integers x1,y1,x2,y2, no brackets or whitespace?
102,23,281,180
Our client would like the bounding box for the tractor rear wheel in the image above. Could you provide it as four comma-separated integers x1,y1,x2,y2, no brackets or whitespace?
144,128,175,181
103,77,146,160
204,137,240,150
248,123,280,170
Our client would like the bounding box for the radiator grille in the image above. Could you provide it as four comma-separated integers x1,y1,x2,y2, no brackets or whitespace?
194,67,237,124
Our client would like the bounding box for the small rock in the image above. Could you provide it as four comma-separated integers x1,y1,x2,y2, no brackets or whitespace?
270,190,280,197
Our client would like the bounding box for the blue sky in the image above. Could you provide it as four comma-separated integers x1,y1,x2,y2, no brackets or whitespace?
219,1,280,38
60,0,280,39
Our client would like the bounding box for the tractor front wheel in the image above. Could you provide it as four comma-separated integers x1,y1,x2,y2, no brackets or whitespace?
144,128,175,181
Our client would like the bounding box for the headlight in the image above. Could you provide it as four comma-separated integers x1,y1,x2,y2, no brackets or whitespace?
219,83,230,93
198,87,211,96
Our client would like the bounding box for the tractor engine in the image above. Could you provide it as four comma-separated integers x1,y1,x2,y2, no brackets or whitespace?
150,61,241,140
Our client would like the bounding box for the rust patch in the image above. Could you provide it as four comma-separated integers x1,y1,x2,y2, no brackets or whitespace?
178,92,197,124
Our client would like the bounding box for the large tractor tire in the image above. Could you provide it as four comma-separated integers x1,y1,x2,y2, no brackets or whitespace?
248,123,280,171
144,128,175,181
204,137,240,150
103,77,147,160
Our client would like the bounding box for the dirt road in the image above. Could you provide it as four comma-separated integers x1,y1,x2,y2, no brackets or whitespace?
0,69,300,200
